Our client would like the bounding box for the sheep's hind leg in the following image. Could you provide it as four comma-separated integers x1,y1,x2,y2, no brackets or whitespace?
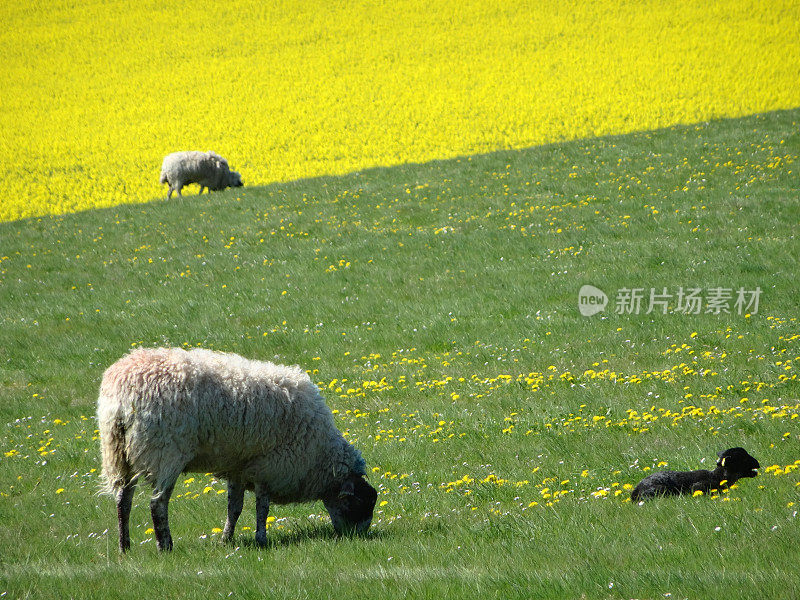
222,480,245,543
116,481,136,553
150,482,176,552
254,482,270,547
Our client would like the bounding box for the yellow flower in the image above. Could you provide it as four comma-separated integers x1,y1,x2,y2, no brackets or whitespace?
3,1,799,222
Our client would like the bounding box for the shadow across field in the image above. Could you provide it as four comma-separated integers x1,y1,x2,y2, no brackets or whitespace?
1,108,799,600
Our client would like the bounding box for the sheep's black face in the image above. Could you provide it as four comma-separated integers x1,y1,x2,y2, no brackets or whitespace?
231,171,243,188
323,475,377,536
718,447,760,478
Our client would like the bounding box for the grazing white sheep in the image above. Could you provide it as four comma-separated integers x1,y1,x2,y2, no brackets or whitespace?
98,347,377,552
159,151,243,199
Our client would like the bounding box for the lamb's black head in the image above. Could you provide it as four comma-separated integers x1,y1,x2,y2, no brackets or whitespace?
229,171,243,188
323,474,377,536
717,447,760,479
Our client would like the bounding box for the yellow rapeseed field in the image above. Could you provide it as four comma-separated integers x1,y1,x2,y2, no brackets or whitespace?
1,0,799,222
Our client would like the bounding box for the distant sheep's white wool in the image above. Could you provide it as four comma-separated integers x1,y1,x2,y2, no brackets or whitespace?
159,151,242,199
98,348,364,501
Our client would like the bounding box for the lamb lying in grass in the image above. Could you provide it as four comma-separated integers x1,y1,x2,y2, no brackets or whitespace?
631,447,760,501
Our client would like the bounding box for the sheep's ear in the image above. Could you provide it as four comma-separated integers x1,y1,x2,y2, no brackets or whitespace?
720,457,727,467
338,479,355,499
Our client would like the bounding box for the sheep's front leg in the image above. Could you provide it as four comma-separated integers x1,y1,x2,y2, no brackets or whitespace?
150,483,176,552
254,482,270,547
222,480,245,543
116,482,136,553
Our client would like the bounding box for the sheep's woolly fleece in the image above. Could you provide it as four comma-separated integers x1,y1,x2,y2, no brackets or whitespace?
159,151,242,198
98,347,366,502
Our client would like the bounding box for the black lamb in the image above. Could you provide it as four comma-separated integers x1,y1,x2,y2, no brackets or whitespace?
631,447,760,501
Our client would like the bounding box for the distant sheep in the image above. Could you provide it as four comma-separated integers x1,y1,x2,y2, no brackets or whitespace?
98,347,377,552
159,151,243,199
631,447,760,501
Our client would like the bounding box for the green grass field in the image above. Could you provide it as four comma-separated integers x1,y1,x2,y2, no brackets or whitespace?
1,110,799,599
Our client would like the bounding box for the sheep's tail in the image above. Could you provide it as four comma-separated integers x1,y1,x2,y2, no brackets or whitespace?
97,396,132,497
